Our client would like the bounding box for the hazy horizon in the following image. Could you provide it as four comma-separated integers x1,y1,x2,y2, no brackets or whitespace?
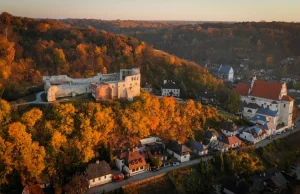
1,0,300,22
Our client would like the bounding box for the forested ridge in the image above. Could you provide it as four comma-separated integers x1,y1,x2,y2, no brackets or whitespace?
0,12,223,101
0,12,228,192
61,19,300,70
0,91,224,192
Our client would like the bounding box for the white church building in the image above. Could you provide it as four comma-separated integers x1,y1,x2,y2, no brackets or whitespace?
234,76,294,134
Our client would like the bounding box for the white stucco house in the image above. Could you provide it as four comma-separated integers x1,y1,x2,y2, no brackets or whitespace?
115,151,147,176
87,160,112,188
217,65,234,82
161,80,180,97
239,126,267,144
234,76,294,130
166,140,191,162
187,139,208,156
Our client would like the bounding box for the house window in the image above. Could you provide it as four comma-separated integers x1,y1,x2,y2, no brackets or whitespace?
98,177,101,180
132,168,136,172
93,179,95,182
104,175,106,179
140,166,143,170
184,156,186,158
284,104,286,108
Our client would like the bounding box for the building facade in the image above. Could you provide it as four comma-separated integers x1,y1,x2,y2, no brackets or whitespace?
43,68,140,102
234,76,294,129
87,160,112,188
161,80,180,97
166,140,191,162
115,151,147,176
214,65,234,82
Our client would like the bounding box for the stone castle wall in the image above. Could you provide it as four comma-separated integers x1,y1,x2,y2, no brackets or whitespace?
43,68,140,102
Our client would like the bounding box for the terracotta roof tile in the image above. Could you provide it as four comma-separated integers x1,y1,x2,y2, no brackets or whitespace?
223,136,242,145
282,95,294,102
127,151,146,170
250,80,283,100
234,83,250,96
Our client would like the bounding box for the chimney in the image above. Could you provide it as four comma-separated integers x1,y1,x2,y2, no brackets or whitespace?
163,80,167,84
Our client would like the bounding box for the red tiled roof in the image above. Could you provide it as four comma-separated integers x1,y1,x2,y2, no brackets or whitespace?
234,83,250,96
128,151,146,170
224,136,241,145
250,80,283,100
282,95,294,102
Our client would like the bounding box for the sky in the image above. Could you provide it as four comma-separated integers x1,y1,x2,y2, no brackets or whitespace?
1,0,300,22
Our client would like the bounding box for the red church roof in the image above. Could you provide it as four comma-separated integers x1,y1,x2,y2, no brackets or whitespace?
282,95,294,102
250,80,283,100
234,83,250,96
234,80,284,100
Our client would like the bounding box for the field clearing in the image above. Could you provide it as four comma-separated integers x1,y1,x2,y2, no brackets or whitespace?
123,174,177,194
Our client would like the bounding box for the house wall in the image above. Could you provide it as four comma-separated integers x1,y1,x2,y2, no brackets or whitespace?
230,142,241,148
129,166,146,176
88,174,112,188
162,89,180,97
122,165,130,174
228,68,234,82
221,129,238,137
166,149,190,162
239,132,266,144
115,158,125,171
243,107,257,118
279,101,294,127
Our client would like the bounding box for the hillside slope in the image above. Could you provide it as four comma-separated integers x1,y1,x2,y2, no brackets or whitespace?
0,12,223,100
61,19,300,71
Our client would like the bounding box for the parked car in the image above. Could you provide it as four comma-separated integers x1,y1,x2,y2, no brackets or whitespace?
282,130,286,133
113,177,123,182
161,162,171,168
171,162,180,166
267,136,272,140
276,131,281,135
150,166,160,172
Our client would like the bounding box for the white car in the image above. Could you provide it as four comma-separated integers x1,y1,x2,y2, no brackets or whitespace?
276,131,282,135
171,162,180,166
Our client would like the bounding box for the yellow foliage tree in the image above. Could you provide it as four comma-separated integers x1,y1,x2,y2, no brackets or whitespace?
21,108,43,128
8,122,46,181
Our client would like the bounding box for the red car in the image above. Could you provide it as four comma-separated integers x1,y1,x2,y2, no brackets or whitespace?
114,177,123,182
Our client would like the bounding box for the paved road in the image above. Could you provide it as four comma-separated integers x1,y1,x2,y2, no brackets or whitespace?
256,117,300,148
88,156,212,194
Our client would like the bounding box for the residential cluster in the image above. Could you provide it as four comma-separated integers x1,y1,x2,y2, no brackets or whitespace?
85,120,257,189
